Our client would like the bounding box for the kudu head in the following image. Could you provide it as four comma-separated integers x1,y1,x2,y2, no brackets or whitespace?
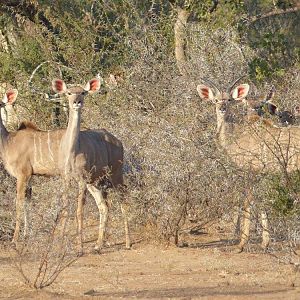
264,87,297,126
52,78,101,112
197,78,250,117
245,85,296,126
242,85,277,117
1,89,18,109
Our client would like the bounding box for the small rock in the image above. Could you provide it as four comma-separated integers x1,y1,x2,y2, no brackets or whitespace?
84,289,96,296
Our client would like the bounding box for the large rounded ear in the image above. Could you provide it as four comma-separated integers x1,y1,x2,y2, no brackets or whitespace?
84,78,101,93
52,79,67,94
196,84,215,101
294,106,300,116
265,85,275,102
3,89,18,105
231,84,249,100
267,102,277,115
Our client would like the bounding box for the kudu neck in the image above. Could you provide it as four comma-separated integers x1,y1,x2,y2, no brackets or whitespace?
0,106,9,152
216,107,230,148
60,107,81,175
66,108,81,149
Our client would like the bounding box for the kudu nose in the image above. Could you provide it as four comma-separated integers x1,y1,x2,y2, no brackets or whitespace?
72,98,83,109
219,102,227,113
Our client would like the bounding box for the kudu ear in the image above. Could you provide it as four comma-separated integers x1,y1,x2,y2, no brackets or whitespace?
294,106,300,116
231,84,249,101
267,103,277,115
84,78,101,93
3,89,18,105
196,84,215,101
52,79,67,94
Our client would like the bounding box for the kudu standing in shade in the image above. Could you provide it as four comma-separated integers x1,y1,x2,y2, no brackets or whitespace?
52,78,130,254
197,79,300,251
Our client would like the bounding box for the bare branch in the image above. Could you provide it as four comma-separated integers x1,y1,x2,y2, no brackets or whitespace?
247,6,300,24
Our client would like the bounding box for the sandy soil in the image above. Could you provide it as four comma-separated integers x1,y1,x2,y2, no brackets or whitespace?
0,237,299,300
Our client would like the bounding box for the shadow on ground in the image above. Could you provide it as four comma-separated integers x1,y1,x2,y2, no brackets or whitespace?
84,286,294,298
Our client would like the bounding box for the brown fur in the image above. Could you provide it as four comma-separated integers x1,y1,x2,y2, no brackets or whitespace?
2,81,130,252
2,117,125,245
198,83,300,252
221,112,300,252
18,121,40,131
56,80,129,252
247,115,274,127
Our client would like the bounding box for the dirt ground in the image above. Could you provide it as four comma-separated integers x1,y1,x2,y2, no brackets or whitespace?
0,234,300,300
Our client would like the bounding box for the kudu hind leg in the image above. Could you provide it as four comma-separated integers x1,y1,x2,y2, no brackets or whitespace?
261,210,270,250
113,171,131,249
238,191,253,252
87,184,108,251
120,201,131,249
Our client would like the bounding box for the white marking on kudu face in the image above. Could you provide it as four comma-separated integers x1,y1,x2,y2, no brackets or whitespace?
51,78,101,112
65,87,88,112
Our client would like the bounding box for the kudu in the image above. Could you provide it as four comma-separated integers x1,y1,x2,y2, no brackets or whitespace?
197,79,300,251
0,89,32,241
0,81,130,253
242,85,277,120
52,78,130,253
244,86,296,126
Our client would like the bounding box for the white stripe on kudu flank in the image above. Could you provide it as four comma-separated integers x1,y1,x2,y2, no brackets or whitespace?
38,134,43,163
47,131,54,162
33,134,37,164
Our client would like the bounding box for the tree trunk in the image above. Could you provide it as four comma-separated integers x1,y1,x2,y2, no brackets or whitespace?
174,7,190,76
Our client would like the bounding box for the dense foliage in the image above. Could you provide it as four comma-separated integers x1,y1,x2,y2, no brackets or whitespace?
0,0,299,251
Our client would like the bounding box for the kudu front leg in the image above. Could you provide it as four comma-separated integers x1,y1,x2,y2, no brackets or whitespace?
13,176,29,243
87,184,108,252
58,178,72,237
76,182,87,256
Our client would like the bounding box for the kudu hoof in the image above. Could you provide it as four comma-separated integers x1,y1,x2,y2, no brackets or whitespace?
10,240,17,250
233,246,244,254
261,244,270,253
93,245,103,254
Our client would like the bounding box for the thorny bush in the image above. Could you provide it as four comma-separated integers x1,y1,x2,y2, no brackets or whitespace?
0,25,299,258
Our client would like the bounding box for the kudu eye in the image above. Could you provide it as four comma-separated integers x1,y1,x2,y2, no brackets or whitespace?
67,92,72,96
